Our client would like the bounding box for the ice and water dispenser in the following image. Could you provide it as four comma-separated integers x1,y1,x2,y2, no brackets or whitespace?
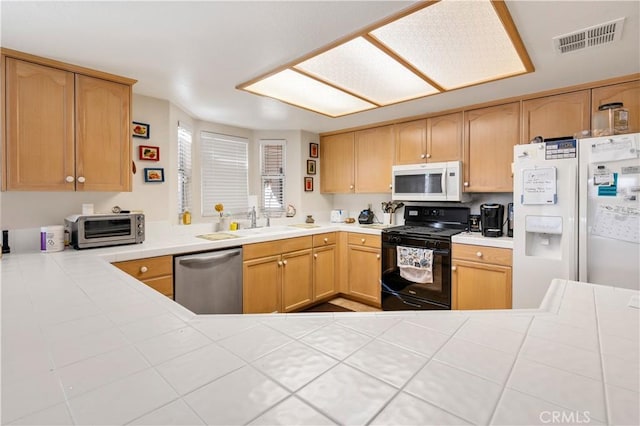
524,215,564,260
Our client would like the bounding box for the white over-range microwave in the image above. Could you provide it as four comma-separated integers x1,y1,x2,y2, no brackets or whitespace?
392,161,470,202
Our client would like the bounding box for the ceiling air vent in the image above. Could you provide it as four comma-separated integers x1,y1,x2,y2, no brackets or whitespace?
553,17,625,54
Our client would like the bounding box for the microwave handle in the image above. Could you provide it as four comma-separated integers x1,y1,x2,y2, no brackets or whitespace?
441,168,447,194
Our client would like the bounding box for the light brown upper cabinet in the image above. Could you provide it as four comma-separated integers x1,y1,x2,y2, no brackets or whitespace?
522,91,590,143
394,113,462,165
320,126,394,194
464,102,520,193
2,50,135,192
592,80,640,134
354,125,394,193
320,132,355,193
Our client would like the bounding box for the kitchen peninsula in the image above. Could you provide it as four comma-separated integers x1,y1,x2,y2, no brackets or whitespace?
1,223,638,425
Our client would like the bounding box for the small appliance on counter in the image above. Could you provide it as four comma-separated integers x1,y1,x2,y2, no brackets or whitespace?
507,202,514,237
480,203,504,237
65,213,145,249
469,214,481,232
358,207,374,224
330,209,348,223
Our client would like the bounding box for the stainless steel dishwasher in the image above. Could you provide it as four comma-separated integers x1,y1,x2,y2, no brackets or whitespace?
174,247,243,314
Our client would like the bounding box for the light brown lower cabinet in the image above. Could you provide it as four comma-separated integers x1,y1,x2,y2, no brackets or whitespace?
346,233,381,307
313,233,338,300
452,243,512,310
242,236,313,313
112,255,173,298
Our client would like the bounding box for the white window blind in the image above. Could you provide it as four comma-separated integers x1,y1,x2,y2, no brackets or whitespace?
201,131,249,216
177,123,192,215
260,139,286,216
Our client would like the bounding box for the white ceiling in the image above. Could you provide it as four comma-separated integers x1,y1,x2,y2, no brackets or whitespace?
2,1,639,134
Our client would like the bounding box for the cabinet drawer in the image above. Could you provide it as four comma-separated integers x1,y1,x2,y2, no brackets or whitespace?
313,232,336,246
452,243,512,266
243,236,312,260
113,255,173,280
142,276,173,297
347,233,381,249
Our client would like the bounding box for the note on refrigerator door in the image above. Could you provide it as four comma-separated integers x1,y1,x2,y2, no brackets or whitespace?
521,167,557,205
591,204,640,244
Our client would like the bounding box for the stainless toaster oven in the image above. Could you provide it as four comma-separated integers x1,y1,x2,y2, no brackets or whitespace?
65,213,145,249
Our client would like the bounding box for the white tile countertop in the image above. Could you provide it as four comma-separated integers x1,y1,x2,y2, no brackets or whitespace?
1,223,638,425
452,232,514,249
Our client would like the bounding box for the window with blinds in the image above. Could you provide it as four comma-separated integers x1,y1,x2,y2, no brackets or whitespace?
260,139,286,216
177,123,192,216
201,131,249,216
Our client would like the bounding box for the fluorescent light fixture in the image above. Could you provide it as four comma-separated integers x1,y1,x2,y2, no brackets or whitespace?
238,0,533,117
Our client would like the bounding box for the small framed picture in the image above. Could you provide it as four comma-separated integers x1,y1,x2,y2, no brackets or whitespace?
306,160,316,175
304,176,314,192
144,168,164,183
132,121,150,139
139,145,160,161
309,142,318,158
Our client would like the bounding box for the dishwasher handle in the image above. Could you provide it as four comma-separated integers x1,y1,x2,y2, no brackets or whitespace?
178,249,241,265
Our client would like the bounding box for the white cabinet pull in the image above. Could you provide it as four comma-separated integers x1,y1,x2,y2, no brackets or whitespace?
426,153,432,158
65,176,75,183
389,183,392,189
452,266,457,271
376,254,380,260
277,261,283,267
349,184,354,190
420,154,426,159
463,182,469,187
140,266,148,273
361,238,366,243
282,260,287,266
323,238,328,243
476,251,483,258
77,176,86,183
314,253,318,259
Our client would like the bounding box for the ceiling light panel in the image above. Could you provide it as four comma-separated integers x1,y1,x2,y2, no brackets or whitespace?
243,69,376,117
371,0,527,90
295,37,439,105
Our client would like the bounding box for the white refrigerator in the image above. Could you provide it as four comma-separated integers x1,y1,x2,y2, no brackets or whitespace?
513,133,640,308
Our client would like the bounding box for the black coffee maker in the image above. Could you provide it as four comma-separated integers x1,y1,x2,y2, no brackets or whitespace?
480,204,504,237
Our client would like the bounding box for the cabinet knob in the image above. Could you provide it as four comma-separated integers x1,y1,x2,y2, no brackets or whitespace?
463,182,469,187
314,253,318,259
426,153,432,159
282,260,288,266
361,238,366,243
140,266,148,273
389,184,393,189
452,266,457,271
476,251,483,258
323,238,328,243
376,254,380,260
278,261,283,267
77,176,86,183
65,176,75,183
349,184,354,190
420,154,426,159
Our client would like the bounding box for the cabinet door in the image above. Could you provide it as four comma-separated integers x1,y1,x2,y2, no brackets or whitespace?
592,80,640,134
427,112,462,162
464,102,519,192
355,126,394,193
452,260,512,310
5,58,75,191
313,245,337,300
282,249,313,312
243,255,281,313
395,119,426,165
522,91,590,143
347,245,381,306
75,74,131,192
320,132,354,193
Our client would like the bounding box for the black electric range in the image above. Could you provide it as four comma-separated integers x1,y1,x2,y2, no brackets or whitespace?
381,206,470,310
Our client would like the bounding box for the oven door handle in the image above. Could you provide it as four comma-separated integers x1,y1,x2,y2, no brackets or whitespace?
400,299,422,309
433,249,450,256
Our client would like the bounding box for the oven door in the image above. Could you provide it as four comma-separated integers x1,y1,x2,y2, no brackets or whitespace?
78,216,135,247
381,235,451,309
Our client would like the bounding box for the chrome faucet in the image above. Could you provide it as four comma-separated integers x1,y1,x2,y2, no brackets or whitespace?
248,206,257,228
